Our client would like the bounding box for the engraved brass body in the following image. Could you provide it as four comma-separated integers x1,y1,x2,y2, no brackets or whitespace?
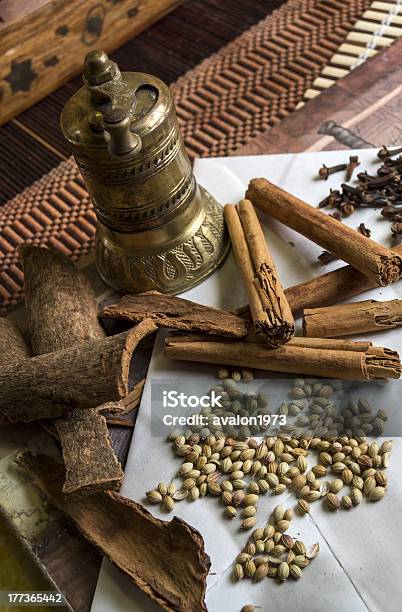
60,50,229,294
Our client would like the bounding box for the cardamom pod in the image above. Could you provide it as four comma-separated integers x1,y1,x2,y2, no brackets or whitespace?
306,542,320,560
293,540,306,556
233,563,244,581
225,505,237,518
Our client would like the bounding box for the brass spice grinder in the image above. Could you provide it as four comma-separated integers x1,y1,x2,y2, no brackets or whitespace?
60,50,229,294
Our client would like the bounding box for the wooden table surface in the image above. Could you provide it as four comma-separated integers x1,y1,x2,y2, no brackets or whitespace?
0,0,284,205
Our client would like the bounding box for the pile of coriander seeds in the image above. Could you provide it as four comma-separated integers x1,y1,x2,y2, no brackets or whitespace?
145,374,392,587
233,504,319,584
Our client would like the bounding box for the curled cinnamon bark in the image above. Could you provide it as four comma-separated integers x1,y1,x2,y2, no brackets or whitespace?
0,318,31,425
20,246,151,497
164,335,401,380
303,299,402,338
21,244,119,495
0,325,156,422
0,318,31,364
246,178,402,286
103,291,248,337
224,200,294,346
18,452,210,612
21,245,105,352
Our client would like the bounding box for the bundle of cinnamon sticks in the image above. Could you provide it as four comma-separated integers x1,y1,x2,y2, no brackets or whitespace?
162,177,402,380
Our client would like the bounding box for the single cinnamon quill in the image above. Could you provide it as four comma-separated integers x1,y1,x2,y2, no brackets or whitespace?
303,299,402,338
246,178,402,286
164,335,401,380
235,244,402,317
224,199,294,346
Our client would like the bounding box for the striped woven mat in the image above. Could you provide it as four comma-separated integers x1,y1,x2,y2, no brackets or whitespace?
0,0,373,313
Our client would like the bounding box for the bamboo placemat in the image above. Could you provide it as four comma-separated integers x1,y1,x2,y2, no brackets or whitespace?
0,0,373,313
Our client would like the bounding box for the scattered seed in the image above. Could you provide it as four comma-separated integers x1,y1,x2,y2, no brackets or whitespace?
146,490,162,503
326,493,340,511
297,499,310,514
226,506,237,518
369,486,386,501
278,561,290,581
163,495,175,512
241,517,257,530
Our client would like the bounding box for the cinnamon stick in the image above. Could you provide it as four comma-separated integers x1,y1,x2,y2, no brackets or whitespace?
164,336,401,380
224,200,294,346
102,292,248,337
176,332,374,353
18,452,210,612
246,178,402,286
303,299,402,338
0,318,31,425
253,335,374,352
235,244,402,317
285,264,377,316
0,324,157,422
21,245,124,497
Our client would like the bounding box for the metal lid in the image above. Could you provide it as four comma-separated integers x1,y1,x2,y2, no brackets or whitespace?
60,50,173,158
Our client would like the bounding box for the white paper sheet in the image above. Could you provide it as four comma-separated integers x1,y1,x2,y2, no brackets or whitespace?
91,150,402,612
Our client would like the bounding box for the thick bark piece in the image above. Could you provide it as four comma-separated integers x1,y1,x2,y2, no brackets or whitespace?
224,200,294,346
0,323,157,422
246,178,402,286
0,318,32,425
21,245,124,496
56,409,124,497
21,245,106,353
18,452,210,612
0,317,31,364
164,335,401,380
40,379,146,437
303,299,402,338
102,292,248,337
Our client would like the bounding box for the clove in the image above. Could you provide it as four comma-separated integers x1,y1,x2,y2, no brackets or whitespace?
377,145,402,160
381,205,402,220
318,163,347,181
358,171,400,190
339,202,355,217
345,156,360,182
318,189,342,208
358,223,371,238
318,250,338,265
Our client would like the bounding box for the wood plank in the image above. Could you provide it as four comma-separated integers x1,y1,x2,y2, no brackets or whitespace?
236,38,402,157
0,0,184,125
